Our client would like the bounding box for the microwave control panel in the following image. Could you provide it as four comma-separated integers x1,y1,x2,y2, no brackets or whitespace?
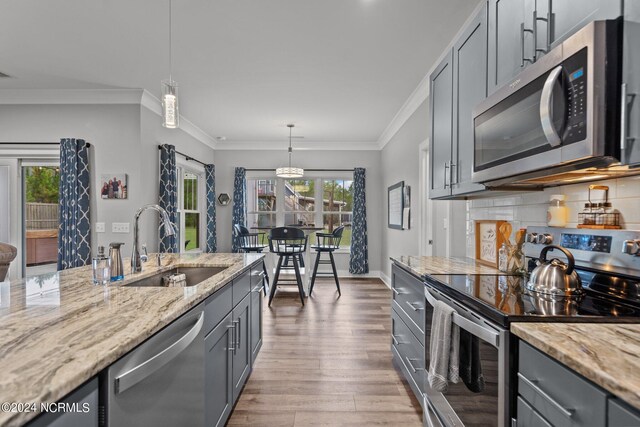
563,48,588,145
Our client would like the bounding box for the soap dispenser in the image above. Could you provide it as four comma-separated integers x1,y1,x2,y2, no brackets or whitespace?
109,242,125,281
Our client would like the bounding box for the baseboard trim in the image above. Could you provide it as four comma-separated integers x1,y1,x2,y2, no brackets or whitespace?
380,271,391,289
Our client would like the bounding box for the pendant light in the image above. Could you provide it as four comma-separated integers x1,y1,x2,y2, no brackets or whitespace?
276,124,304,178
161,0,179,129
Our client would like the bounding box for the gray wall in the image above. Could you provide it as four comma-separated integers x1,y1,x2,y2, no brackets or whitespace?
0,103,214,259
214,149,383,274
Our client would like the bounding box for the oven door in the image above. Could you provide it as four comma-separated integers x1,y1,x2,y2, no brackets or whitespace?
424,286,510,427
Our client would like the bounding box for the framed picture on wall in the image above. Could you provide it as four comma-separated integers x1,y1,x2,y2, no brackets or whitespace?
100,174,128,199
474,220,506,267
388,181,404,229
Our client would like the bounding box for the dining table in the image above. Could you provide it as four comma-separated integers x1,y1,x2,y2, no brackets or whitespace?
251,225,323,295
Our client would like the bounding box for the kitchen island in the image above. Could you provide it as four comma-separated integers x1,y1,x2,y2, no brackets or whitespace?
0,252,264,426
390,255,505,278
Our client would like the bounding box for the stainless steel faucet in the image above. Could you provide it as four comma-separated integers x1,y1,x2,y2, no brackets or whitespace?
131,204,177,273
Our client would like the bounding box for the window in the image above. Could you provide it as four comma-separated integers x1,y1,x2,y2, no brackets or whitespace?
284,179,315,226
177,167,204,252
247,179,277,229
322,179,353,248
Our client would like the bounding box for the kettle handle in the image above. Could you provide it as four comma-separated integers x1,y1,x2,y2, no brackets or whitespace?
539,245,575,275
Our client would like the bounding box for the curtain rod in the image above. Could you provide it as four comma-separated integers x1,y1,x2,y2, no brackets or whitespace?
157,145,208,167
0,141,91,147
244,168,354,172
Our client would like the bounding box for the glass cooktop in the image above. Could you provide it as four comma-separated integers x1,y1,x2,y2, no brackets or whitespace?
425,272,640,327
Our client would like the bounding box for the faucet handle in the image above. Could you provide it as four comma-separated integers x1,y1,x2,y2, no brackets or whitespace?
156,252,165,267
140,244,148,262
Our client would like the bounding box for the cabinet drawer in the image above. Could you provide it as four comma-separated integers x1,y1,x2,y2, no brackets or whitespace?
517,396,552,427
204,282,233,336
608,398,640,427
391,306,425,401
233,269,252,307
250,263,265,289
391,264,425,343
518,341,607,427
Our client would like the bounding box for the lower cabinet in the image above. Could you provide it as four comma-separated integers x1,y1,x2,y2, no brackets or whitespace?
27,378,99,427
232,294,251,403
250,281,263,365
205,313,234,427
517,341,640,427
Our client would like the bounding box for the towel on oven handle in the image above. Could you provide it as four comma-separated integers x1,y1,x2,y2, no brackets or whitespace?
459,330,485,393
427,300,460,392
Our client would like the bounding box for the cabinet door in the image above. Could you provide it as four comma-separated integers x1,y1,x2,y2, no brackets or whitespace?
205,313,233,427
452,2,488,196
250,279,263,366
549,0,622,49
488,0,528,93
429,49,454,199
608,398,640,427
232,294,251,402
623,0,640,166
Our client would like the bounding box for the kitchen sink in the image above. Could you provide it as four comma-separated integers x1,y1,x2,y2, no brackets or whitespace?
124,266,227,287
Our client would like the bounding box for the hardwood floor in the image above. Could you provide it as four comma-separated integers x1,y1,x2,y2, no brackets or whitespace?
227,278,423,426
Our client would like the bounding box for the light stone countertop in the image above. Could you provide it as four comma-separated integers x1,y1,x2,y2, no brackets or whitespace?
391,255,506,278
511,323,640,410
0,252,263,427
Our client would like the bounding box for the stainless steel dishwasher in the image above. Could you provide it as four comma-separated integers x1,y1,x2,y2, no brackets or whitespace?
102,304,204,427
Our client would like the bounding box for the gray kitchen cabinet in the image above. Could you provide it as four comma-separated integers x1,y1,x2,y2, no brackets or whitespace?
27,378,98,427
488,0,529,93
250,278,263,366
548,0,622,49
204,313,234,427
608,398,640,427
430,3,488,199
623,1,640,166
429,49,454,199
452,3,488,195
232,293,251,402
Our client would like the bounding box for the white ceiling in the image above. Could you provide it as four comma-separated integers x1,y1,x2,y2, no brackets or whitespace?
0,0,481,146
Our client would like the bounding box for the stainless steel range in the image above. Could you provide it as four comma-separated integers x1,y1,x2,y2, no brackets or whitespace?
422,226,640,427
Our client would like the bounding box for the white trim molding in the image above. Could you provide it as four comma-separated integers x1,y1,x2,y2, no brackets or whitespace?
214,140,379,151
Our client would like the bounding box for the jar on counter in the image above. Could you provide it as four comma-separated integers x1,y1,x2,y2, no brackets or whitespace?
547,194,567,227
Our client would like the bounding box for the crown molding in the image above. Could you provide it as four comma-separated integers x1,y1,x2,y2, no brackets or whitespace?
214,140,379,151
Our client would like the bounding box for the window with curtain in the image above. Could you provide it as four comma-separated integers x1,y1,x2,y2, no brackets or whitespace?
322,179,353,249
284,179,315,227
247,178,277,230
177,167,204,252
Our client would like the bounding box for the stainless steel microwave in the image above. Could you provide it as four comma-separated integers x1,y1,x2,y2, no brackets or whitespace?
472,19,628,188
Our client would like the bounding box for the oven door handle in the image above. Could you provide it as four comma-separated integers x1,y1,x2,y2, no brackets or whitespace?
540,65,564,148
425,288,500,348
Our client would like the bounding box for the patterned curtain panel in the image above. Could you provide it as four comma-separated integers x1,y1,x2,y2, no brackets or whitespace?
159,144,178,253
205,164,217,253
231,167,247,253
349,167,369,274
57,138,91,270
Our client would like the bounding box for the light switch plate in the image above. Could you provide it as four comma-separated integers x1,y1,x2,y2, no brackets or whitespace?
112,222,130,233
95,222,105,233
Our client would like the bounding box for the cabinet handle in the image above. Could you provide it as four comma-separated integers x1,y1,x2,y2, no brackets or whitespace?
232,320,240,354
450,162,457,186
533,5,551,57
443,162,450,188
520,22,534,67
252,284,263,293
404,357,424,373
391,287,407,296
227,323,236,352
621,83,637,153
405,301,424,311
517,373,574,418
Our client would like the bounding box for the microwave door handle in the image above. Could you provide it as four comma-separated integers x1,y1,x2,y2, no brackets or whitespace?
540,65,564,148
425,288,500,348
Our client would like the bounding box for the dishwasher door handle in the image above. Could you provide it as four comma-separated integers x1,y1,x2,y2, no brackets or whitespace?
115,312,204,394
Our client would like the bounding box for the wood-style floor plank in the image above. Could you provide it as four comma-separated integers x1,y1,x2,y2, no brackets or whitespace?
226,277,423,426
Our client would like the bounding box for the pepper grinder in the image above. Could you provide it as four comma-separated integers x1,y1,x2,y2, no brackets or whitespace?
109,242,125,281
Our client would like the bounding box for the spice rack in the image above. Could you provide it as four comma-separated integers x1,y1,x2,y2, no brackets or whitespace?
577,185,621,229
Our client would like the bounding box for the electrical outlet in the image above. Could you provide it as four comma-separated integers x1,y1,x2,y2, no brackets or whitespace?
95,222,105,233
112,222,130,233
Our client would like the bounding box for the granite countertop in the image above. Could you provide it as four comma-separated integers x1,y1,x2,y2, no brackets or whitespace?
0,252,263,427
512,323,640,410
391,255,505,278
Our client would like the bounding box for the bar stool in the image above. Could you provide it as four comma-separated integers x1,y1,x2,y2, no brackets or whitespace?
309,226,344,297
268,227,308,306
233,224,270,295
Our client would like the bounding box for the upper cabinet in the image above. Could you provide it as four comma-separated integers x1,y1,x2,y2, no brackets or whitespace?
430,3,487,199
488,0,623,94
623,1,640,166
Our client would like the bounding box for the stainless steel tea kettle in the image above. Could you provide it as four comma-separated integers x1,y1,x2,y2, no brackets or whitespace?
526,245,583,296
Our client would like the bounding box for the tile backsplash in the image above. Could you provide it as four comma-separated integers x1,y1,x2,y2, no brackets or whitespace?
466,175,640,257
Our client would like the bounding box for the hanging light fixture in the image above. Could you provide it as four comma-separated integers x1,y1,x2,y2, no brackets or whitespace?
276,124,304,178
161,0,179,129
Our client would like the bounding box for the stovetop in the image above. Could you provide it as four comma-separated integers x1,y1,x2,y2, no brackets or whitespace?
425,270,640,328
